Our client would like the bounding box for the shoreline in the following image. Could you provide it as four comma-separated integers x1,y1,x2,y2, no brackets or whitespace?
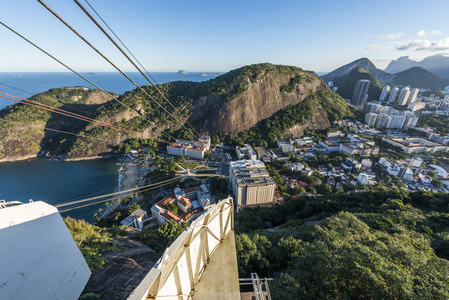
0,154,117,163
102,157,144,217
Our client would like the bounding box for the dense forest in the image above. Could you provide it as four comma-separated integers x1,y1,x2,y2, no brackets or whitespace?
234,190,449,299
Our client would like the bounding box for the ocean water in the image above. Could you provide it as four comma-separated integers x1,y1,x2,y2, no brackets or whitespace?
0,157,118,222
0,71,220,109
0,72,219,221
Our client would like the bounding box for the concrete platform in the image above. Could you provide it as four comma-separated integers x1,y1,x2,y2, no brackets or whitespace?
193,233,241,300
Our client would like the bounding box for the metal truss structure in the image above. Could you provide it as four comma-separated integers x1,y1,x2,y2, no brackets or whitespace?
129,197,234,300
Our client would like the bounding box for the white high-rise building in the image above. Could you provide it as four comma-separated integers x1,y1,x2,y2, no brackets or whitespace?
408,88,419,104
365,113,378,127
380,86,390,101
388,87,400,103
376,114,391,128
397,87,411,105
387,115,406,129
351,79,371,107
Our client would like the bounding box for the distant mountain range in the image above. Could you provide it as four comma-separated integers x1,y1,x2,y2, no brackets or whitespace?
321,58,387,82
389,67,449,90
385,55,449,79
323,56,449,100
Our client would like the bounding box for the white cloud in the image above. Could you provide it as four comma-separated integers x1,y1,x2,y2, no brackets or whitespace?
417,30,427,37
376,32,405,40
416,30,441,36
397,37,449,51
365,44,380,50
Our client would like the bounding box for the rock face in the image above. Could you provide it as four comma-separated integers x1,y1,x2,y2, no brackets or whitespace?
191,68,324,135
177,70,189,75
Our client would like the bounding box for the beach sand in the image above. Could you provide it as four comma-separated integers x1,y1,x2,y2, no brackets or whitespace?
102,157,144,217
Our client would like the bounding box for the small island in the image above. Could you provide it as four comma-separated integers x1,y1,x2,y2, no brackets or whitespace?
177,70,189,75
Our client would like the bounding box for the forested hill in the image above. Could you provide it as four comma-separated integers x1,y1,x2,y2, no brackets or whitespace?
0,63,354,161
235,190,449,299
332,66,386,101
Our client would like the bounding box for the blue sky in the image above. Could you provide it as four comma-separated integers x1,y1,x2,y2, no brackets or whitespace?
1,0,449,72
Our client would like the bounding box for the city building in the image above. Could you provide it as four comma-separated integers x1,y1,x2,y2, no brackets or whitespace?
388,87,400,103
408,88,420,104
229,160,276,208
167,137,210,160
236,144,257,160
276,139,295,153
365,113,378,127
357,173,376,185
326,131,345,139
409,157,423,168
429,133,449,145
387,115,406,129
351,79,371,107
290,137,313,146
375,114,391,128
382,137,449,154
339,142,379,156
397,87,411,105
120,208,148,231
407,102,426,112
318,140,340,152
269,149,289,161
254,146,271,161
380,85,390,101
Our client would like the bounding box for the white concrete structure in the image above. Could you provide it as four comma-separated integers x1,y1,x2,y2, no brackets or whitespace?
378,157,392,168
397,87,411,105
229,160,276,207
120,208,148,231
407,102,426,112
361,159,372,168
380,86,390,101
276,139,295,153
167,139,207,160
351,79,371,107
408,88,419,104
375,114,391,128
365,113,378,127
130,198,237,300
357,173,376,185
387,115,406,129
409,157,423,168
388,87,400,103
0,201,91,300
235,144,257,160
382,137,449,154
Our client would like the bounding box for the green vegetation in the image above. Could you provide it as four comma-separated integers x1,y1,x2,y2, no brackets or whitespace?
393,67,449,90
280,75,303,93
332,66,385,101
164,202,178,215
235,190,449,299
422,90,446,98
64,217,125,270
418,115,449,135
139,220,189,254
